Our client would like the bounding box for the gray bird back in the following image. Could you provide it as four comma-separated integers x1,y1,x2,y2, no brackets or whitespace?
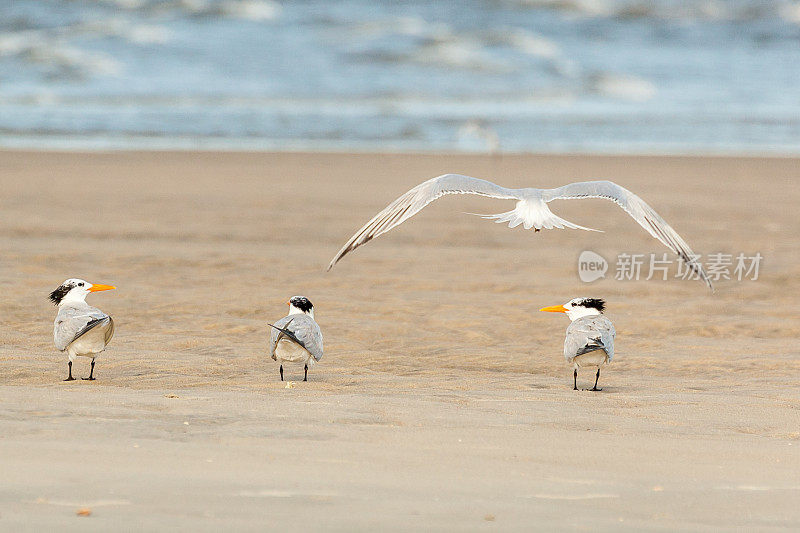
268,314,323,362
54,303,113,351
564,315,615,363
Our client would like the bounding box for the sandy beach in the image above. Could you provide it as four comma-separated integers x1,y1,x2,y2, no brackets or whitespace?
1,150,799,530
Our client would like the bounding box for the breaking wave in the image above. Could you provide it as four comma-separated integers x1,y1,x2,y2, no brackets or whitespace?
0,0,798,153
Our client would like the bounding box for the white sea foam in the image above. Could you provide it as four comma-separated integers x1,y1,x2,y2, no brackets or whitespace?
410,39,513,72
133,0,282,20
779,2,800,24
0,0,797,153
349,16,450,38
589,73,657,101
0,27,122,78
216,0,282,21
121,24,173,44
97,0,148,9
512,0,786,21
0,31,34,56
458,120,501,152
481,27,561,59
21,45,120,76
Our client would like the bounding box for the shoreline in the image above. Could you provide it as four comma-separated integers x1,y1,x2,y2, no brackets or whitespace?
3,144,800,159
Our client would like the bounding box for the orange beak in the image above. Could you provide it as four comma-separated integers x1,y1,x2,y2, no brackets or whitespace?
88,283,116,292
539,304,567,313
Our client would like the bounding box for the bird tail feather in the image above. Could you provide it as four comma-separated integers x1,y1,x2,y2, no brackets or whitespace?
465,199,601,232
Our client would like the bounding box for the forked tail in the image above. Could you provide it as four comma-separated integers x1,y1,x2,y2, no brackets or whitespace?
468,199,601,232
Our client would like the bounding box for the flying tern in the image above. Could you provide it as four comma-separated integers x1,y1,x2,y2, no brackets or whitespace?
49,278,116,381
268,296,323,382
541,298,615,391
327,174,712,290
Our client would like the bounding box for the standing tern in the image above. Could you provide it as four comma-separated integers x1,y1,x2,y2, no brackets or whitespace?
268,296,323,382
540,298,615,391
327,174,712,290
49,278,116,381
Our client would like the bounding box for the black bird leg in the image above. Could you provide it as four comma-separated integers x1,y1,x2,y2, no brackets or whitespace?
303,364,308,382
573,369,578,391
279,365,284,381
590,368,602,391
82,360,96,380
64,361,75,381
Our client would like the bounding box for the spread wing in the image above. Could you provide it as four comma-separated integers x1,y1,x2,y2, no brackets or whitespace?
328,174,711,291
543,180,712,290
54,306,112,351
564,316,616,363
268,315,323,362
327,174,520,270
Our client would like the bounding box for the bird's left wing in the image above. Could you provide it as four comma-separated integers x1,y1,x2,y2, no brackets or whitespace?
543,180,712,290
327,174,520,270
268,316,295,358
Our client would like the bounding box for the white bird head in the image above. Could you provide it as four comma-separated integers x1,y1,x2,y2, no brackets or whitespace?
287,295,314,318
540,297,605,321
49,278,116,306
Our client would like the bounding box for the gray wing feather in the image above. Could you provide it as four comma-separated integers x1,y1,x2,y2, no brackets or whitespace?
543,180,712,290
54,305,112,351
269,314,324,361
327,174,520,270
564,316,616,363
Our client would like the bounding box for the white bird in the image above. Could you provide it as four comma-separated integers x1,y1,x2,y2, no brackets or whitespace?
268,296,323,382
327,174,712,290
49,278,116,381
540,298,615,391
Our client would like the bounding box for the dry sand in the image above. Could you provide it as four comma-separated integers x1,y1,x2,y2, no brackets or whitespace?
0,151,798,530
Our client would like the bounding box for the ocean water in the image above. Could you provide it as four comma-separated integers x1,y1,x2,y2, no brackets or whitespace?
1,0,799,153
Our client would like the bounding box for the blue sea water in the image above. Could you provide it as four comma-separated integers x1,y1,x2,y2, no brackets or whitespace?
1,0,799,153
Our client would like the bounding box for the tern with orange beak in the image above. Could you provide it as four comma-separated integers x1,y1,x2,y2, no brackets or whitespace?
49,278,116,381
268,296,323,382
540,298,615,391
327,174,712,290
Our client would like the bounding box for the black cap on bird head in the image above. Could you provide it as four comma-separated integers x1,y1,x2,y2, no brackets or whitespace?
288,295,313,313
575,298,605,312
49,280,78,305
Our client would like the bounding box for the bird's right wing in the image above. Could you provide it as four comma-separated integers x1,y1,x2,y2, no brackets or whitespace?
54,307,111,351
594,316,616,362
327,174,520,270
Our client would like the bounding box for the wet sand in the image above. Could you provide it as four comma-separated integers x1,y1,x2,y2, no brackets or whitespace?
1,151,798,530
